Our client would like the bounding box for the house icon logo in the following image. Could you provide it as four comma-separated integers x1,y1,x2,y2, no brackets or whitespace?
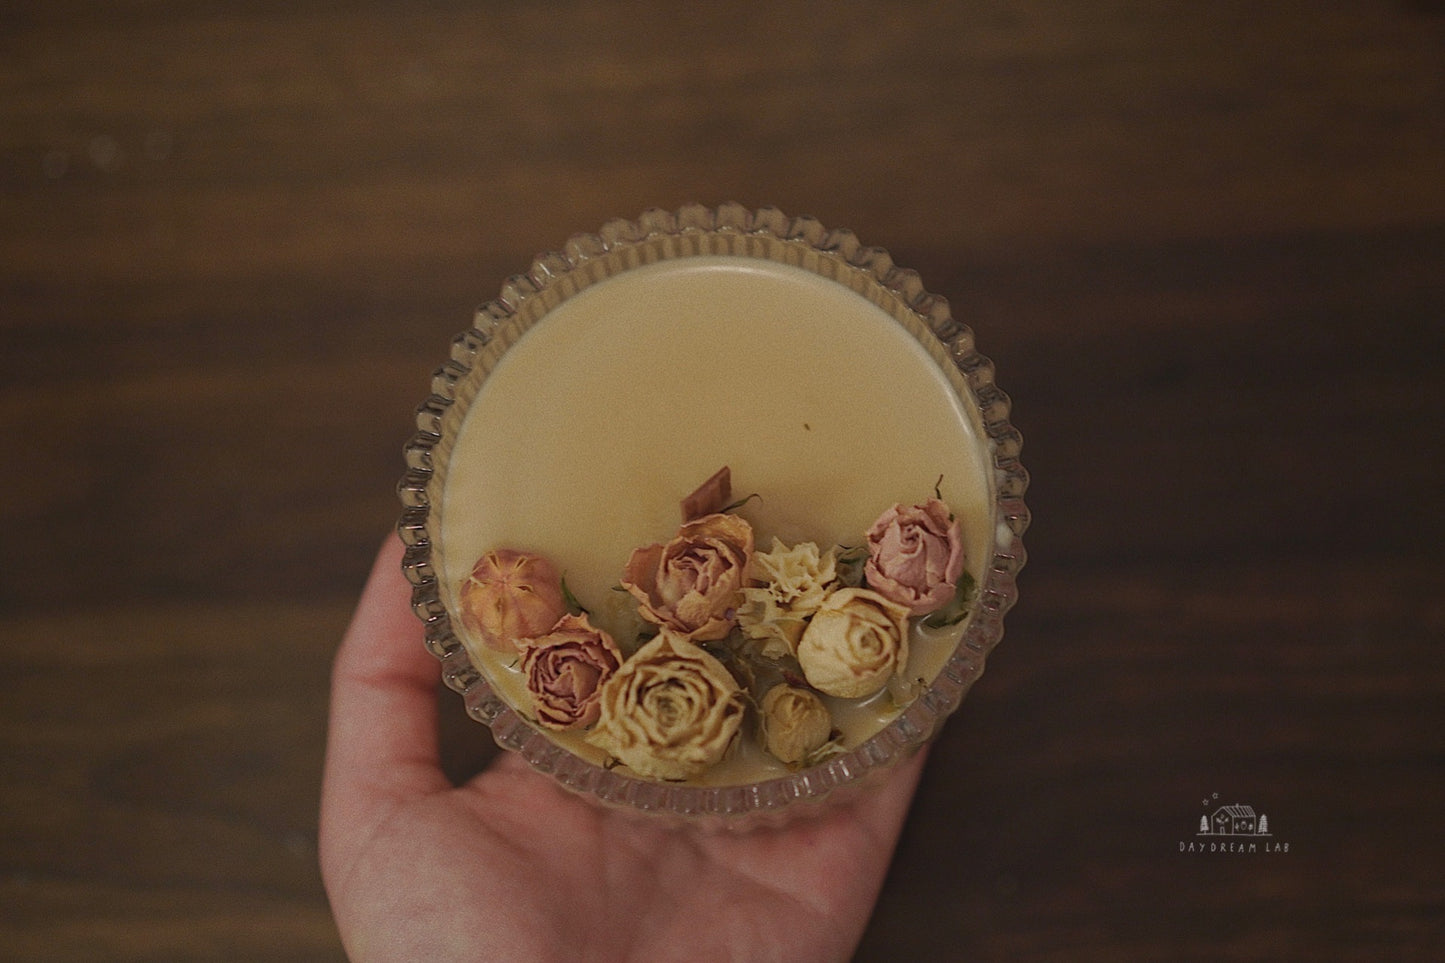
1199,804,1269,837
1180,793,1290,854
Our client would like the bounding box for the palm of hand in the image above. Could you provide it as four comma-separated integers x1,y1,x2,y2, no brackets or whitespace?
321,539,924,963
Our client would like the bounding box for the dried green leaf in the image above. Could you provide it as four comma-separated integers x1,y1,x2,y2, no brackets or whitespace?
920,571,978,628
720,492,762,514
834,543,869,588
800,731,847,769
561,575,590,616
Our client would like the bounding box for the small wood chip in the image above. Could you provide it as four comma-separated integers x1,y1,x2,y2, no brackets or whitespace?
681,465,732,521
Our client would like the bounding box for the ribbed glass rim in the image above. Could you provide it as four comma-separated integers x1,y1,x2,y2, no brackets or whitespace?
397,202,1029,820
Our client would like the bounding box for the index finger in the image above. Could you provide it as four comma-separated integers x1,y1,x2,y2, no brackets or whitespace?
319,535,449,882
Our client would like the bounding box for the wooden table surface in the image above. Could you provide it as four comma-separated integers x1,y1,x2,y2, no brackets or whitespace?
3,2,1442,960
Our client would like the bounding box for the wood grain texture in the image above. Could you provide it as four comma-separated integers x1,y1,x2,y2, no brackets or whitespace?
2,1,1442,959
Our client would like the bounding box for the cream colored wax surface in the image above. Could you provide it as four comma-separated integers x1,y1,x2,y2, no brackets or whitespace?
438,255,991,784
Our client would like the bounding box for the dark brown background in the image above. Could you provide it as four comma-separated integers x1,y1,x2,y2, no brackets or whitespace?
3,2,1442,960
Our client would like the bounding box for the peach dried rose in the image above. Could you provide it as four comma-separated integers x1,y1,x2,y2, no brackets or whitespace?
458,549,566,653
518,614,623,730
621,513,754,642
760,684,833,766
587,629,745,780
796,587,911,699
863,498,966,616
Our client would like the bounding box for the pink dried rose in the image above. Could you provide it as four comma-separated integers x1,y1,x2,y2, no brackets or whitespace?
863,498,966,616
458,549,567,653
518,613,623,730
621,512,754,642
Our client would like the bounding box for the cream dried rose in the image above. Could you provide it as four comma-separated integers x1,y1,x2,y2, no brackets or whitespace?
760,684,834,766
458,549,567,653
587,629,745,781
737,538,838,658
796,587,911,698
517,613,623,730
621,513,754,642
863,498,966,616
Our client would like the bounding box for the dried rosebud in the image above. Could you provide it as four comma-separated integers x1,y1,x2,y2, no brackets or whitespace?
518,613,623,729
737,538,839,659
760,685,833,766
587,629,745,780
458,549,566,653
797,587,911,699
863,498,965,616
621,513,754,642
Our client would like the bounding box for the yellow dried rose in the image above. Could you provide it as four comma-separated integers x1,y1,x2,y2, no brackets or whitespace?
621,512,754,642
759,684,833,766
796,587,911,698
587,629,745,781
737,538,839,658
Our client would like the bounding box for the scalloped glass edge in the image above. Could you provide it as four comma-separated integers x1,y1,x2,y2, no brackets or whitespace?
396,202,1030,824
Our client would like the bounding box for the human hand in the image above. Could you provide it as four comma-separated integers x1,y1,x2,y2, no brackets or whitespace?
320,536,927,962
